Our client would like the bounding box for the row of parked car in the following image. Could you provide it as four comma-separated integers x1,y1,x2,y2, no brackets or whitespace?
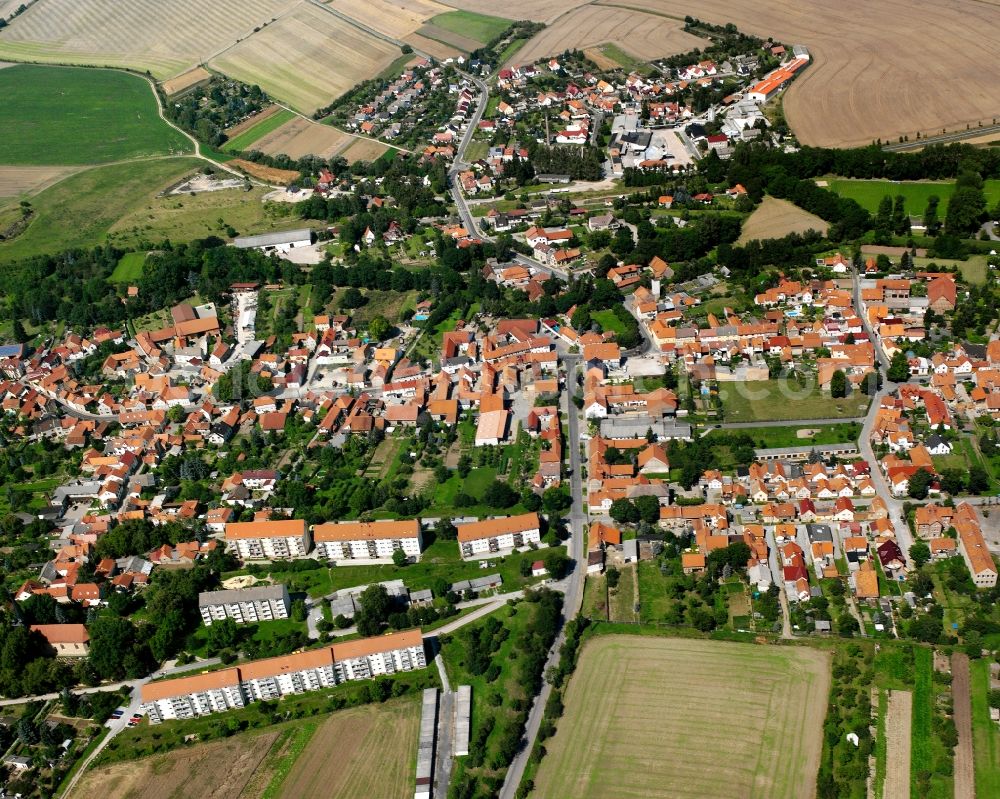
109,708,143,727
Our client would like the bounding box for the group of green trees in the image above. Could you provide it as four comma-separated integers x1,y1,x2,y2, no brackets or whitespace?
164,77,268,149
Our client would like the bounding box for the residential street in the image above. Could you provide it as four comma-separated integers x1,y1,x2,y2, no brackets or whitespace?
498,354,587,799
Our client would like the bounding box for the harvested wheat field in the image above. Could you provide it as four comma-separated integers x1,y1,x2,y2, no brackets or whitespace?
340,137,394,164
884,690,912,799
0,0,298,78
252,117,352,160
0,165,79,199
404,33,462,60
161,66,211,96
332,0,452,40
277,697,420,799
442,0,582,23
210,3,400,114
511,5,706,66
531,635,830,799
738,196,829,244
599,0,1000,148
229,159,301,184
74,730,280,799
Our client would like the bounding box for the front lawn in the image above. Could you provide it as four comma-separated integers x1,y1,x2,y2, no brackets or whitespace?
719,380,870,422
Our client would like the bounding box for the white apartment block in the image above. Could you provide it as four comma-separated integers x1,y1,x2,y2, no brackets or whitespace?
140,630,426,723
313,519,424,562
198,584,291,626
224,518,312,560
457,512,541,559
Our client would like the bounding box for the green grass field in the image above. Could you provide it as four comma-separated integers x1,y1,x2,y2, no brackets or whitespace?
0,157,199,261
107,183,303,252
591,309,627,336
109,251,146,283
0,65,191,165
825,177,1000,215
971,658,1000,797
707,422,862,450
223,109,296,153
719,380,870,423
531,635,830,798
598,43,643,71
430,11,511,44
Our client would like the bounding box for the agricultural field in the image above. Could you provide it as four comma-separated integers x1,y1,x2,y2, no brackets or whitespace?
74,728,282,798
531,635,830,799
275,698,419,799
252,117,353,160
332,0,451,39
404,33,463,60
209,4,401,114
74,697,420,799
511,5,705,66
414,22,482,54
599,0,1000,148
0,158,200,260
738,196,829,244
428,10,511,43
223,108,297,153
0,0,298,78
339,137,394,164
0,165,79,200
107,184,303,250
227,159,300,184
439,0,581,24
160,66,211,96
719,380,870,423
0,66,191,165
883,690,912,799
970,658,1000,797
824,178,1000,215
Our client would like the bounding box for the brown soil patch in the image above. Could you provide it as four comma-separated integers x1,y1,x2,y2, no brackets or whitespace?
738,196,829,244
225,104,282,138
0,165,79,199
583,47,620,71
512,4,706,66
340,137,393,164
277,698,420,799
73,730,279,799
884,690,912,799
403,32,462,60
161,66,210,96
228,159,300,185
253,117,351,160
599,0,1000,148
952,653,975,799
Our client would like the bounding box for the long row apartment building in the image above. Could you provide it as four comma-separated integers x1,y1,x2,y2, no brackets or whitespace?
456,512,541,559
224,518,424,562
140,629,426,723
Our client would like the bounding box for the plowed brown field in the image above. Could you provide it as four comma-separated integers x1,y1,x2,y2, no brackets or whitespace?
598,0,1000,147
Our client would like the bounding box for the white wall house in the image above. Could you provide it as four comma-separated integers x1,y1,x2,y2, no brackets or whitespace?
457,512,541,559
313,519,424,562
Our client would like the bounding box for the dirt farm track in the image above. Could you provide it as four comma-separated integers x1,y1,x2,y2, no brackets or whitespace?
531,635,831,799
